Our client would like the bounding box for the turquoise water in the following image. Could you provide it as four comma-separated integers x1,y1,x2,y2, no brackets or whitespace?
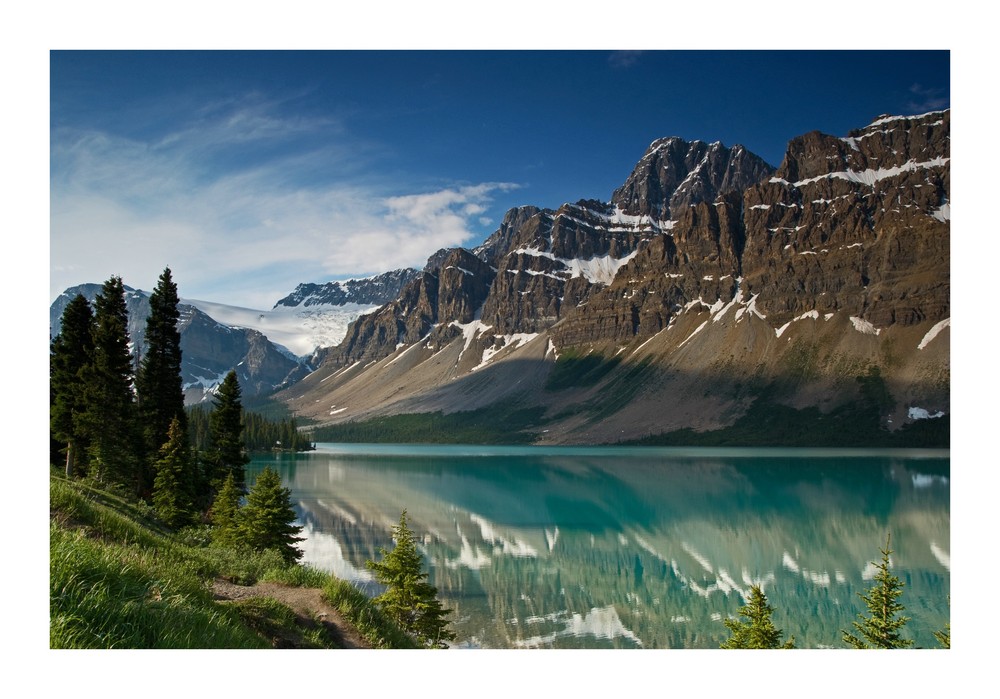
248,444,950,649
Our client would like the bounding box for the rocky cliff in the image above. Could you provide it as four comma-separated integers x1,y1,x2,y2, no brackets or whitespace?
279,111,950,445
273,268,420,308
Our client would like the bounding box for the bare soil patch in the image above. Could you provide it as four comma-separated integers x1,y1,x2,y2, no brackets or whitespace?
212,579,371,649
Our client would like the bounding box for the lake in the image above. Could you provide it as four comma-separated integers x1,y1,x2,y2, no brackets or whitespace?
247,444,950,649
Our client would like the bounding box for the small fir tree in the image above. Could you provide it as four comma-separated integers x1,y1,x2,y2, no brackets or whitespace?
721,584,794,649
934,596,951,649
934,622,951,649
843,533,913,648
238,466,304,563
366,510,455,648
210,472,242,547
151,417,195,528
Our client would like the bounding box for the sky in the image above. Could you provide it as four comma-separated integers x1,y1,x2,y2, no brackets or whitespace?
49,49,950,309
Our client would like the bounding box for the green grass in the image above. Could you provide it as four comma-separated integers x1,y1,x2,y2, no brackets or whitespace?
49,471,416,648
321,578,419,649
50,523,268,648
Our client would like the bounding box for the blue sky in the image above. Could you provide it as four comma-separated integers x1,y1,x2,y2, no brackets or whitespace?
50,50,949,308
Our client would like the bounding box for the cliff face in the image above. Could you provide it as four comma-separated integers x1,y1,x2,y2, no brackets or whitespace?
329,248,497,367
553,110,950,347
280,111,949,444
742,111,950,328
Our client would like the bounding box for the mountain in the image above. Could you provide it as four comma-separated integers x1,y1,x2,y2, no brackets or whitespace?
50,268,424,404
50,284,306,404
278,111,949,445
273,268,420,309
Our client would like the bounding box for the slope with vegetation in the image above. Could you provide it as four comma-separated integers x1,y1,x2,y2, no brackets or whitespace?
49,471,417,649
49,267,451,649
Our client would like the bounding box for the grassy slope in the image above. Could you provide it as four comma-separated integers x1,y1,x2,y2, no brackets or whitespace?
306,355,948,448
49,471,415,649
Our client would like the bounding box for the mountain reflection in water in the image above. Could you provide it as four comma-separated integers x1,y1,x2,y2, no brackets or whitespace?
248,444,950,649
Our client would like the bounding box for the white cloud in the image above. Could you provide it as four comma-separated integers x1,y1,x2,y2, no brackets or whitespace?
50,102,519,308
907,83,949,113
608,51,642,69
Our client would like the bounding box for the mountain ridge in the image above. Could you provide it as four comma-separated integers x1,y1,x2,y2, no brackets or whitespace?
278,110,949,445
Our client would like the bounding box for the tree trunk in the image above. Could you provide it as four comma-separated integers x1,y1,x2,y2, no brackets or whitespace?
64,440,75,478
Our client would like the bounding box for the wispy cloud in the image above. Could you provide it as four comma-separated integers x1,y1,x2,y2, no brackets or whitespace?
907,83,949,113
608,51,642,69
51,99,518,308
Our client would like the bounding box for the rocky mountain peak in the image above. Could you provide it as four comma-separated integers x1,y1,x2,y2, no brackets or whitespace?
273,268,421,309
474,205,544,267
611,136,774,220
775,109,950,183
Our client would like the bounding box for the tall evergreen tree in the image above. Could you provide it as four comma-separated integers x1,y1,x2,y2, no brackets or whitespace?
207,371,250,493
78,276,138,491
238,466,304,563
151,417,195,528
367,510,455,648
721,584,794,649
136,267,187,497
50,294,95,477
843,533,913,648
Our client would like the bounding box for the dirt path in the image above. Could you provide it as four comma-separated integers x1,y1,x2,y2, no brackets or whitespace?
212,579,371,649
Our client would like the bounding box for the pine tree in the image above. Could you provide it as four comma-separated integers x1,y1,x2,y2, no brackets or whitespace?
238,466,304,563
50,294,95,477
721,584,794,649
210,472,242,547
934,595,951,648
934,622,950,649
151,417,195,528
136,267,187,498
843,533,913,648
207,371,250,493
366,510,455,648
79,276,139,491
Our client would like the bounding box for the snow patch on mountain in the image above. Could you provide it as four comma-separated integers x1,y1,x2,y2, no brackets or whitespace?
775,310,820,338
918,318,950,350
473,332,539,371
849,316,881,335
184,298,379,357
510,247,639,286
866,110,949,129
771,157,950,189
908,407,945,420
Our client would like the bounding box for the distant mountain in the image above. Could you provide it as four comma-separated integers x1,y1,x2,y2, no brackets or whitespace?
50,268,426,404
50,284,307,404
278,111,949,445
273,268,420,308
